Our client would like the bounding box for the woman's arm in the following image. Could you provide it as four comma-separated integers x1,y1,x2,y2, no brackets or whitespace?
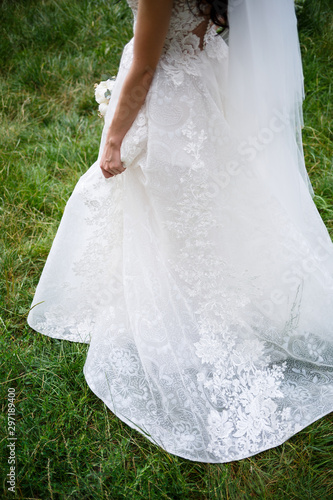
100,0,174,178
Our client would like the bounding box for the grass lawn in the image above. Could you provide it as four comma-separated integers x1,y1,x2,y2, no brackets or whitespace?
1,0,332,498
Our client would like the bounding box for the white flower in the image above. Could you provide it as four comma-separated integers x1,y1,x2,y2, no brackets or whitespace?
94,78,116,117
98,102,109,117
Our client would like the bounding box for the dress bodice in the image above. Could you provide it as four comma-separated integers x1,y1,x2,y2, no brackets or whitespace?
125,0,228,85
127,0,207,37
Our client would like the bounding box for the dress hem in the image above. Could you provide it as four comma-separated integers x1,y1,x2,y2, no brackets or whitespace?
28,321,333,464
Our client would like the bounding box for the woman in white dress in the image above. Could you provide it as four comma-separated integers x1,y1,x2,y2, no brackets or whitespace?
28,0,333,463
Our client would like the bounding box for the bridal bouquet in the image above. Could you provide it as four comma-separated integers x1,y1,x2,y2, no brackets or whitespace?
94,77,116,117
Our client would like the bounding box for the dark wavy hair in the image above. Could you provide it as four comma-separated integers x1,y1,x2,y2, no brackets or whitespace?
195,0,228,28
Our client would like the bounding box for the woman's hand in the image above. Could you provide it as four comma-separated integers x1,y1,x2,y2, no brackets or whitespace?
100,139,126,179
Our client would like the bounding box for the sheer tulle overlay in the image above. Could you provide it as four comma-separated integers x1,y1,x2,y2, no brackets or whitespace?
28,0,333,462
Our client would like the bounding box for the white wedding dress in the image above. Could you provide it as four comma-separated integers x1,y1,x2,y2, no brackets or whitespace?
28,0,333,462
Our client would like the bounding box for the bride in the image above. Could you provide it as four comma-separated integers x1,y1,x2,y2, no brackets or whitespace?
28,0,333,463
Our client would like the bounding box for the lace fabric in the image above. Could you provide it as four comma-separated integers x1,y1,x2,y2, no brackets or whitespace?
28,0,333,462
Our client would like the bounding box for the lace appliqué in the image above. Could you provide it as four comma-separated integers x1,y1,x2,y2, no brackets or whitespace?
127,0,228,86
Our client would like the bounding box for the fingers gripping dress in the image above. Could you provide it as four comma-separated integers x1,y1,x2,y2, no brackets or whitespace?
28,0,333,463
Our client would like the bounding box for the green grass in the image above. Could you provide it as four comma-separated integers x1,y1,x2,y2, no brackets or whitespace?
1,0,333,498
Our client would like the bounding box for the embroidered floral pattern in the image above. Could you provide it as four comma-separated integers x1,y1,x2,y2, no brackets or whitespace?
28,0,333,463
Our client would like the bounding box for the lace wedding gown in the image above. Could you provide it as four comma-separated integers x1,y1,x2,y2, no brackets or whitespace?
28,0,333,462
